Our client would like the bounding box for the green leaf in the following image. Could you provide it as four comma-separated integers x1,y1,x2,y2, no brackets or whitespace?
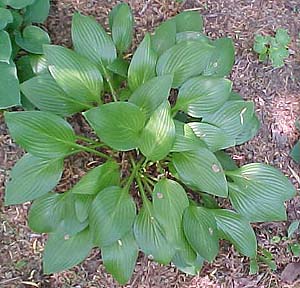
183,206,219,262
151,19,176,56
7,9,23,30
20,73,94,116
90,186,136,246
16,56,35,83
175,76,232,117
173,252,203,275
275,28,290,46
84,102,146,151
269,46,289,68
109,3,133,54
203,38,235,77
235,113,260,145
0,62,20,109
134,203,175,264
43,228,93,274
129,75,173,119
72,12,116,72
212,209,257,258
0,8,13,30
291,141,300,163
156,41,214,87
290,243,300,256
29,54,48,74
5,154,63,205
128,33,157,91
287,221,299,238
44,45,103,104
172,148,228,197
24,0,50,23
139,102,175,161
5,111,76,158
0,30,11,63
15,26,50,54
202,100,255,139
253,35,268,54
214,151,238,171
107,57,129,78
153,179,189,248
175,11,203,32
249,258,259,275
74,194,93,222
176,31,210,44
6,0,35,9
228,163,296,222
188,122,235,152
102,231,138,285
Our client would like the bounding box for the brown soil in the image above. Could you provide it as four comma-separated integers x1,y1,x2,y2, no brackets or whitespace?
1,0,300,287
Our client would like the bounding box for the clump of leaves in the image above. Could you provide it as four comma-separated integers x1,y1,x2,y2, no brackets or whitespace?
0,0,50,109
253,28,290,68
4,4,296,285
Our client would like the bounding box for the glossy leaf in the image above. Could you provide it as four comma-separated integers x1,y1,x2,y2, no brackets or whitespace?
0,8,13,30
20,73,93,116
0,62,20,109
228,163,296,222
102,231,138,285
43,228,93,274
151,19,176,56
129,75,173,119
212,209,257,258
44,45,103,104
156,41,214,87
139,102,175,161
109,3,133,53
15,26,50,54
0,31,11,63
84,102,146,151
183,206,219,262
153,179,189,248
72,12,117,71
172,148,228,197
24,0,50,23
5,154,63,205
90,186,136,246
5,111,76,158
6,0,35,9
175,76,232,117
175,11,203,32
128,33,157,91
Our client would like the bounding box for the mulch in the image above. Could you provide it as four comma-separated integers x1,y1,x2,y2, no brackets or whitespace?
1,0,300,287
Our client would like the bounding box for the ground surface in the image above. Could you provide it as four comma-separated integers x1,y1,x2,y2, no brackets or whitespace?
1,0,300,287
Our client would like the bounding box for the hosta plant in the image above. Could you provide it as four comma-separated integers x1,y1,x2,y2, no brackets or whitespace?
0,0,50,109
4,3,296,284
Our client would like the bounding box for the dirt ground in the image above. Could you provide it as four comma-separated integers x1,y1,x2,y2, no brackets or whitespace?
1,0,300,287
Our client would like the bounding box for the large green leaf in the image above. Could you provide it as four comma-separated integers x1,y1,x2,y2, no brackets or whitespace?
153,179,189,248
72,12,116,71
71,161,119,195
109,3,133,54
175,76,232,117
183,206,219,262
20,73,93,116
176,31,210,44
156,41,214,87
84,102,146,151
107,57,129,78
202,100,255,139
74,194,93,223
44,45,103,104
188,122,235,152
102,231,138,285
5,154,63,205
173,250,203,275
30,54,48,74
203,38,235,77
90,186,136,246
139,102,175,161
43,228,93,274
227,163,296,222
24,0,50,23
5,111,76,158
0,62,20,109
129,75,173,119
175,11,203,33
0,8,13,30
0,31,11,63
214,151,238,171
134,203,175,264
151,19,176,56
235,113,260,145
6,0,35,9
212,209,257,258
128,33,157,91
172,148,228,197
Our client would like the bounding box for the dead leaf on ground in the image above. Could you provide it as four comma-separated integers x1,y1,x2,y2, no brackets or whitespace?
281,262,300,284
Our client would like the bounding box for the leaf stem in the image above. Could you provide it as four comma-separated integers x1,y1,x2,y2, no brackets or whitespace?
104,70,118,102
124,155,144,192
76,135,100,145
71,143,110,159
136,174,151,208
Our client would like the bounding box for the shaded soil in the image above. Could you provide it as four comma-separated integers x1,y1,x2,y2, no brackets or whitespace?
1,0,300,287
